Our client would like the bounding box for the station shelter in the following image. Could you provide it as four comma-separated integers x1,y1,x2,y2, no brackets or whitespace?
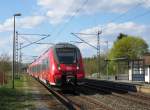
129,53,150,83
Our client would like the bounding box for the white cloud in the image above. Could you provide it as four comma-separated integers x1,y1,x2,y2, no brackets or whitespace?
38,0,75,24
0,18,13,32
37,0,150,24
18,16,45,29
0,35,12,55
0,16,45,32
77,22,150,51
103,22,147,36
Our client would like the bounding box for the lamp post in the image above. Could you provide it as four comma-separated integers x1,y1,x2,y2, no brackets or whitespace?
12,13,21,89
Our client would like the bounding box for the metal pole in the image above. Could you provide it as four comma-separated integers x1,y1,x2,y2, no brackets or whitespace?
12,15,15,89
97,30,102,78
12,13,21,89
107,60,109,80
106,41,109,80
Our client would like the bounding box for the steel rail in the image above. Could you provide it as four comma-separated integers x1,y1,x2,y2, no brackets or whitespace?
34,77,81,110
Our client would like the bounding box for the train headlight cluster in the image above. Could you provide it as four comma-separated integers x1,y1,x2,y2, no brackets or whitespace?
57,64,61,70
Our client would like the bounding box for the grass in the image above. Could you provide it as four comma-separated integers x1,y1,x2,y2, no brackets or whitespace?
0,74,34,110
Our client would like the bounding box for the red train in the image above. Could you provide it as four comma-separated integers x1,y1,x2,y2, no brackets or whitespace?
28,43,85,89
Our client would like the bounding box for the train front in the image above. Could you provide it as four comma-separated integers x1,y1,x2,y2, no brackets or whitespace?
53,43,85,88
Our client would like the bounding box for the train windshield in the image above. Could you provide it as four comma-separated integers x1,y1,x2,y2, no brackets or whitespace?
56,48,77,64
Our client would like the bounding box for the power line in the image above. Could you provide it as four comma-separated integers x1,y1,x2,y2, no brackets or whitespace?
36,43,55,45
73,32,97,36
71,33,97,49
53,0,89,39
48,0,75,35
18,33,50,36
20,36,54,45
124,9,150,21
102,0,149,31
105,1,145,24
20,36,50,49
102,9,150,33
20,36,32,43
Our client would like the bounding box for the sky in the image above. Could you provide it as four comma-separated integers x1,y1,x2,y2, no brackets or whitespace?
0,0,150,63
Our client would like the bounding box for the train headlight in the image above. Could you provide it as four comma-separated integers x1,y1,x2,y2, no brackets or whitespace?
77,66,79,70
57,64,61,70
58,66,61,70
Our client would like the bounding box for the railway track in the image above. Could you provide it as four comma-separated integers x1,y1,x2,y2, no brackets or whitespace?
83,82,150,107
33,77,150,110
34,77,114,110
68,94,113,110
65,86,113,110
34,78,81,110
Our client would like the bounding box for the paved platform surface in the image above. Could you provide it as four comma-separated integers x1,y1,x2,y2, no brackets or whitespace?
19,74,67,110
110,80,150,94
86,78,150,94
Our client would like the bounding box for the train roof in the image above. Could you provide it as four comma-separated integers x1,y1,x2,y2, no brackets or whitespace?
52,43,78,49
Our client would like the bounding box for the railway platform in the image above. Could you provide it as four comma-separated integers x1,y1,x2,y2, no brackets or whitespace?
111,80,150,94
84,78,150,94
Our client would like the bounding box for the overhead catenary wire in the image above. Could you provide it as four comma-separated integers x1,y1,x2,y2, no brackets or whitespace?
71,33,97,49
20,36,54,45
123,9,150,22
102,9,150,33
53,0,89,38
48,0,75,35
105,1,145,24
102,0,149,31
18,33,50,36
20,36,50,49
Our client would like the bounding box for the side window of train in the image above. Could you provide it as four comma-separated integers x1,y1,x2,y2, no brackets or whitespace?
32,67,34,73
33,66,35,73
44,59,47,70
40,63,42,72
37,65,39,72
48,58,50,69
35,65,37,73
46,59,48,70
42,60,44,71
39,63,41,72
45,58,48,70
77,49,80,60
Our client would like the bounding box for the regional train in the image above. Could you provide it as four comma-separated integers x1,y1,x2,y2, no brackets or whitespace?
28,43,85,89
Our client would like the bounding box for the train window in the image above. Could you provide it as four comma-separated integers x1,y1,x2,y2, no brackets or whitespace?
42,59,47,70
40,64,42,72
35,65,37,73
56,48,77,64
37,64,40,72
46,58,50,69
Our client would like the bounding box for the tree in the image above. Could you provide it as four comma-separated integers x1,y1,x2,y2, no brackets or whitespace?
83,54,107,76
0,54,11,73
109,35,148,60
0,54,11,85
116,33,127,42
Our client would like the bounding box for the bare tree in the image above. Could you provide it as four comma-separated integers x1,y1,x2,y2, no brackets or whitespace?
0,54,11,85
